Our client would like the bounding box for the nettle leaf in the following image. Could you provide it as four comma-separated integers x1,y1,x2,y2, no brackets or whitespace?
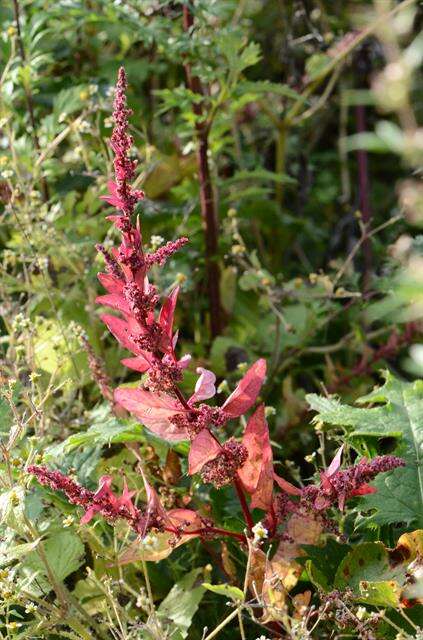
45,404,144,455
333,540,419,608
202,582,244,602
157,568,205,639
56,416,143,451
19,530,84,595
307,372,423,527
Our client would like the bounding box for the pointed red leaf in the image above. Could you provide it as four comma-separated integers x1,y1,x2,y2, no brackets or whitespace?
237,404,273,510
167,508,202,530
222,359,266,418
100,314,140,355
139,467,173,536
158,287,179,341
350,483,377,497
98,272,124,295
121,355,151,373
188,429,222,475
96,293,130,315
326,445,344,478
114,387,188,442
273,473,302,496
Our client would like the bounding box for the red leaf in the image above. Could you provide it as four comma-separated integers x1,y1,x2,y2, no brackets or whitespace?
100,314,140,355
114,387,188,442
158,286,179,341
188,429,222,475
189,367,217,404
121,355,151,373
167,508,202,530
326,445,344,478
273,473,302,496
96,293,130,315
350,483,377,497
222,359,266,418
98,272,124,294
238,404,273,510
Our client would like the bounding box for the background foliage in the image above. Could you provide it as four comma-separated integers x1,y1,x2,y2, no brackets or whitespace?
0,0,423,638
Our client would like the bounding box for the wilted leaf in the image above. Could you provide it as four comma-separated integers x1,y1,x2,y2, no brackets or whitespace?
162,449,182,485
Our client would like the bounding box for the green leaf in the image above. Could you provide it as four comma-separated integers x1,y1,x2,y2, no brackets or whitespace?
303,539,351,592
19,530,84,596
307,372,423,527
236,80,302,100
334,542,405,607
0,487,26,532
202,582,244,602
223,168,297,186
157,569,205,639
45,404,144,454
358,581,402,608
305,53,332,80
0,539,41,566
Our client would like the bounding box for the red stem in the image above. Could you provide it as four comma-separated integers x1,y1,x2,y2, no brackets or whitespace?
233,477,254,533
164,525,246,543
356,104,372,292
182,5,223,338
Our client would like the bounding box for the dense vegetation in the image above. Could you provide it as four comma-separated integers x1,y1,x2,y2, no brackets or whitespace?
0,1,422,638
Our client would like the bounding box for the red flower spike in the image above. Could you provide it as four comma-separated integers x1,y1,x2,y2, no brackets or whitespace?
237,404,274,510
222,358,266,418
188,429,222,475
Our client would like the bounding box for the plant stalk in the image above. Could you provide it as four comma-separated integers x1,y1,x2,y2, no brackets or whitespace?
182,5,223,338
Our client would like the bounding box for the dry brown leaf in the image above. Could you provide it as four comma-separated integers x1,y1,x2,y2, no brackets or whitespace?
162,449,181,485
221,542,237,582
261,514,322,622
292,590,312,619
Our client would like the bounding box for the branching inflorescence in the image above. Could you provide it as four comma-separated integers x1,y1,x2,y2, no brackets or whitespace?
29,68,405,552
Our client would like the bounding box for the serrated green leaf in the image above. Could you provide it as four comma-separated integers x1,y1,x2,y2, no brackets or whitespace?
202,582,244,601
19,530,84,596
334,542,405,607
307,372,423,526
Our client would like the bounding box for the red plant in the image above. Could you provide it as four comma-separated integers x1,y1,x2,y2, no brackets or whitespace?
29,68,405,554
